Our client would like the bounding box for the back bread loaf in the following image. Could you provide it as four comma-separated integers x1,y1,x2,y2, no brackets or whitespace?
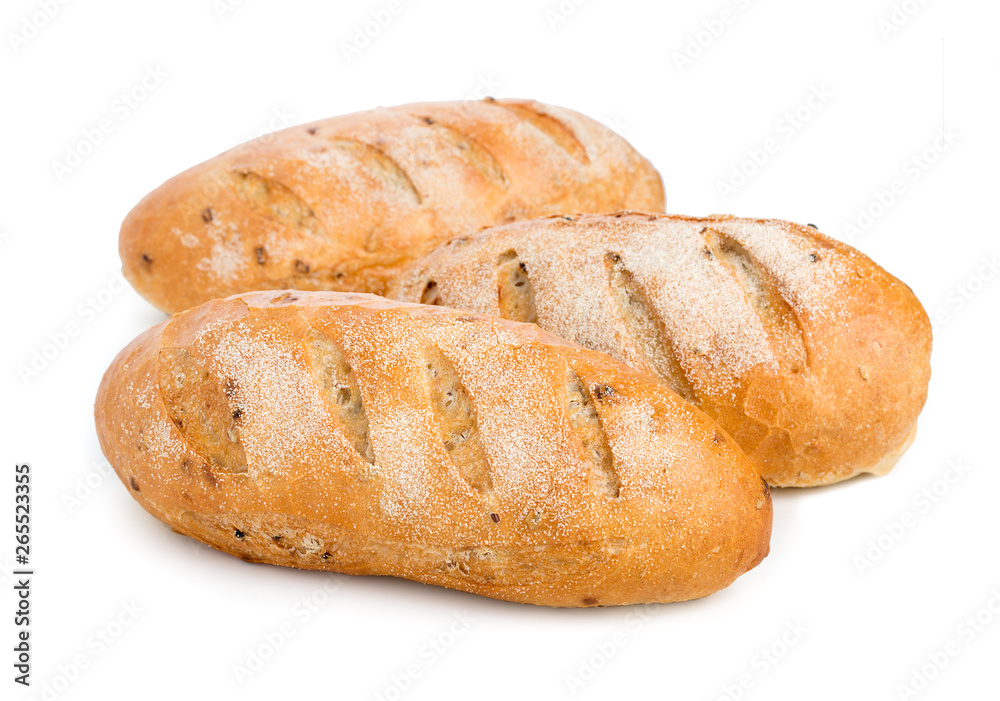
94,292,771,607
119,98,665,313
389,213,932,487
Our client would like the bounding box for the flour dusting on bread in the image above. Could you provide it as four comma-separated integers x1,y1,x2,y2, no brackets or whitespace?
390,213,932,487
95,291,772,606
120,99,665,313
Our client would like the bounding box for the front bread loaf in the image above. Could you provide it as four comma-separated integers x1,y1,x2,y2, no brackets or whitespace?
119,98,665,313
389,213,932,487
95,291,770,607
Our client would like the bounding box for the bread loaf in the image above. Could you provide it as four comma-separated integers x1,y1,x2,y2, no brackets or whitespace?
94,291,771,607
389,213,932,487
119,99,665,313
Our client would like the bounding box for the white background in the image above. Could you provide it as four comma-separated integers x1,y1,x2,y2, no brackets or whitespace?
1,0,998,699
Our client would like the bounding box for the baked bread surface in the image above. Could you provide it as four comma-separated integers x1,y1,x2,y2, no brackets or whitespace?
95,291,770,607
119,99,665,313
389,213,933,487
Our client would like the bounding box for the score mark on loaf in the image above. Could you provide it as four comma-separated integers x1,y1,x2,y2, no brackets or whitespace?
389,213,933,487
94,292,771,607
118,99,665,314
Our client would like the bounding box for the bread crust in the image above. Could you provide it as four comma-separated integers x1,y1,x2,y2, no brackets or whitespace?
94,292,770,607
388,213,933,487
119,99,664,313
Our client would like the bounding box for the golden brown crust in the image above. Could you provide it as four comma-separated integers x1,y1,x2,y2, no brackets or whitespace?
388,213,933,487
94,291,770,607
119,99,665,313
